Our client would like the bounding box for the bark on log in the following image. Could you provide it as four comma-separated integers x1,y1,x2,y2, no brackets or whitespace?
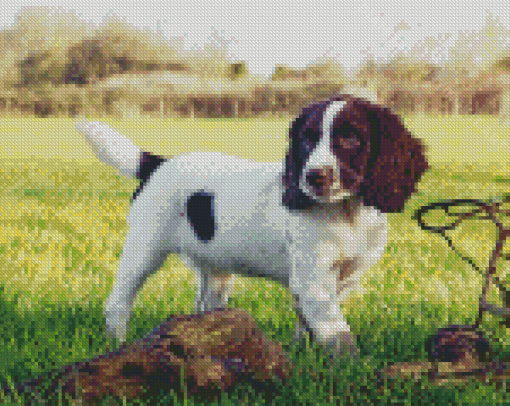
7,309,290,404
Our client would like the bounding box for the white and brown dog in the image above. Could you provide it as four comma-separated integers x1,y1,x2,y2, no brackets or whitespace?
76,94,428,358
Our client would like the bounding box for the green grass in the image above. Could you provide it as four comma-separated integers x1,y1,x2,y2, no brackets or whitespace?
0,115,509,404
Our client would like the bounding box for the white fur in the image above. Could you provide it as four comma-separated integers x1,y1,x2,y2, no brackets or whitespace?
77,120,141,178
76,114,387,350
300,101,350,202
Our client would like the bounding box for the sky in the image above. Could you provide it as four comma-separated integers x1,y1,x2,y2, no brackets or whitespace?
1,1,509,77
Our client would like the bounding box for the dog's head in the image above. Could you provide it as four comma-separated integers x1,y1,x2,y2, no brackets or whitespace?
282,94,428,213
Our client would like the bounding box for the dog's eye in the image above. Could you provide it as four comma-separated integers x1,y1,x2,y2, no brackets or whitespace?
340,135,360,149
334,127,361,149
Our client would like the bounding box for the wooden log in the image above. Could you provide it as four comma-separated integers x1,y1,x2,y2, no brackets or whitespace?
7,309,290,403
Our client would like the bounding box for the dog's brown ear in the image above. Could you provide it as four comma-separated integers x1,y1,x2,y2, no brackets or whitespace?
360,106,429,213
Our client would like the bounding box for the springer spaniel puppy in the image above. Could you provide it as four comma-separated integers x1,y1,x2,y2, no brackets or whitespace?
76,94,428,358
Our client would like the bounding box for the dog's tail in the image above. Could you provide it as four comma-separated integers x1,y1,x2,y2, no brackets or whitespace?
76,120,141,178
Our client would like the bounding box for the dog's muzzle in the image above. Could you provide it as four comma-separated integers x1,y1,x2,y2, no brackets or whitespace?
306,166,335,197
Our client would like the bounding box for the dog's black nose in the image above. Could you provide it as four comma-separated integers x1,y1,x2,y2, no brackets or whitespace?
306,167,334,195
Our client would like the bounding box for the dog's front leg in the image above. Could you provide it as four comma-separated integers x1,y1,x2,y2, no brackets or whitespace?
293,293,358,360
290,244,359,362
292,296,313,344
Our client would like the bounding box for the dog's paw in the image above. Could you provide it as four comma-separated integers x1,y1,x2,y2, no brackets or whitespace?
323,331,360,363
104,298,130,344
292,318,313,346
336,331,360,359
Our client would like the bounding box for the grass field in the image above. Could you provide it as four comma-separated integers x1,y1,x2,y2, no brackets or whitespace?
0,115,509,404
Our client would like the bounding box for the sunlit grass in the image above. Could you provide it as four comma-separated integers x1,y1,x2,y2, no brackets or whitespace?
0,116,292,163
0,115,509,404
403,113,510,166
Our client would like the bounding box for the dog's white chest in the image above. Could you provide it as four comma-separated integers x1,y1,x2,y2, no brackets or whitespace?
292,203,369,261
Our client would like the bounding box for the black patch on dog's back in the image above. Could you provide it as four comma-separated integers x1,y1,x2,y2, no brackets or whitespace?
133,152,166,200
186,191,215,243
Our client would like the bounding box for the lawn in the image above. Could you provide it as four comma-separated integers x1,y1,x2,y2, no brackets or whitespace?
0,115,509,404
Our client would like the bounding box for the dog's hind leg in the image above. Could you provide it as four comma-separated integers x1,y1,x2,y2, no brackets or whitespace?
105,240,169,343
104,199,172,343
186,258,233,313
